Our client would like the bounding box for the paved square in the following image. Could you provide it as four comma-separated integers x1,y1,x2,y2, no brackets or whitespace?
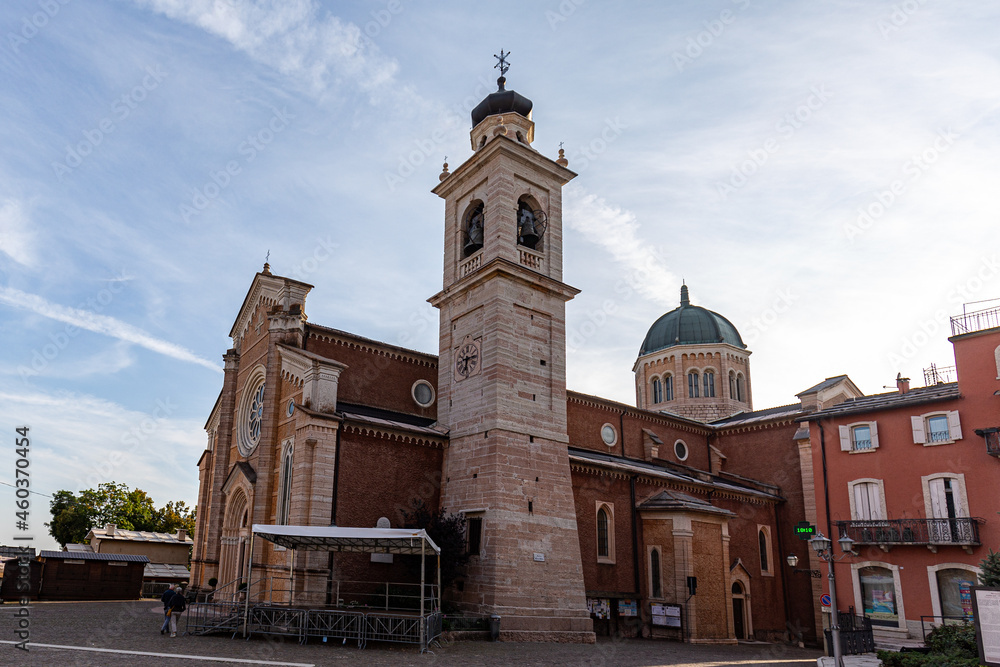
3,601,824,666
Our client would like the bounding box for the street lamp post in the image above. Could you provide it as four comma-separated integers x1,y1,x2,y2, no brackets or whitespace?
809,531,855,667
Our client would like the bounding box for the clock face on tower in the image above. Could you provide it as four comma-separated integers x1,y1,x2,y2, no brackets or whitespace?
454,336,481,380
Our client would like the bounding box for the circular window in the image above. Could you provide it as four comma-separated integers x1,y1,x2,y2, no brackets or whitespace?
412,380,435,407
286,399,295,417
600,424,618,447
237,368,266,457
674,439,688,461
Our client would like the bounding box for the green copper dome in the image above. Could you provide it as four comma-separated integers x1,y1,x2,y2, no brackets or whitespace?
639,285,746,356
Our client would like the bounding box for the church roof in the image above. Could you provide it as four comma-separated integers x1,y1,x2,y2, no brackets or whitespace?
639,285,746,356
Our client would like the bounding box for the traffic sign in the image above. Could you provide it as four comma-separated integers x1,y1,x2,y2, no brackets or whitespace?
820,594,831,607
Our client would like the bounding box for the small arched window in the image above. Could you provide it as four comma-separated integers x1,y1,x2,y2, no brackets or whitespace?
597,508,610,557
758,527,771,574
688,371,700,398
516,197,543,251
650,548,662,599
703,371,716,398
664,374,674,401
463,202,484,258
737,373,746,402
651,377,663,404
278,442,293,525
729,370,737,399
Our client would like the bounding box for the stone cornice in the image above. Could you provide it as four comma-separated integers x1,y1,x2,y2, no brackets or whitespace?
342,421,446,450
432,132,576,199
306,326,437,369
569,459,777,506
428,256,580,308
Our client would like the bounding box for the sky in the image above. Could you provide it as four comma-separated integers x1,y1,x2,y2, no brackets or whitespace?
2,0,999,552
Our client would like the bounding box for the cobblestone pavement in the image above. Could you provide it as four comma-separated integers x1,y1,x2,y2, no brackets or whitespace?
2,601,825,667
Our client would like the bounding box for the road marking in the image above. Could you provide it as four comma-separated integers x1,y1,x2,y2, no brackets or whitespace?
0,641,315,666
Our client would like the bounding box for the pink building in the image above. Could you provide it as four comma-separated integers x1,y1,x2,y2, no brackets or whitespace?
801,304,1000,643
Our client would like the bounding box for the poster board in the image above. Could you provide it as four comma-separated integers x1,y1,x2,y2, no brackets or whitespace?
651,603,682,628
972,586,1000,667
587,598,610,620
618,599,637,617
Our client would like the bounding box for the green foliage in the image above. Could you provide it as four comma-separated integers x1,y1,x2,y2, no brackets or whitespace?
46,481,196,547
877,622,981,667
926,622,979,655
877,648,981,667
979,549,1000,587
401,500,470,589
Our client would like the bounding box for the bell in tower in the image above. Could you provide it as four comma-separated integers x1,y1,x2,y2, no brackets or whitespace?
516,199,546,251
463,202,484,257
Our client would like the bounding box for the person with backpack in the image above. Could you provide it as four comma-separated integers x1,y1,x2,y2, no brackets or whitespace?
167,585,187,637
160,584,177,635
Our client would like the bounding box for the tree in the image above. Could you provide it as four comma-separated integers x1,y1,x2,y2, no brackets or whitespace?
980,548,1000,587
401,500,470,589
46,481,196,547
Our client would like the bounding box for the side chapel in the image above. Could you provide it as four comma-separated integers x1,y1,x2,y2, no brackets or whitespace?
191,66,821,644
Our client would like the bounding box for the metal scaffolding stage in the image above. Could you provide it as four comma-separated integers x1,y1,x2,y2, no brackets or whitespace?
187,525,443,651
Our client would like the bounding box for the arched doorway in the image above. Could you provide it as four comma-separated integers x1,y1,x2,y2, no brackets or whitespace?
219,489,250,588
732,581,747,640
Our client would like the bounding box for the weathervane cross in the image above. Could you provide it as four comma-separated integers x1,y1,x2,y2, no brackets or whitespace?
265,250,270,263
494,49,510,77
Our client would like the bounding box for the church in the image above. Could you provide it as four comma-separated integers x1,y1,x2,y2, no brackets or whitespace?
189,66,822,645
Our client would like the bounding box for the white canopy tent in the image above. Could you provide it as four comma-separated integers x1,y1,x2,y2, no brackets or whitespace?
247,524,442,642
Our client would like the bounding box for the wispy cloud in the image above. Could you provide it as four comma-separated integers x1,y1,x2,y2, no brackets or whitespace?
0,199,37,268
0,286,220,373
564,185,678,307
132,0,398,95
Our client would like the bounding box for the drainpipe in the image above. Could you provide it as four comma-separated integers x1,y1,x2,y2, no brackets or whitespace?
620,409,626,458
818,419,832,540
773,495,797,643
630,475,641,596
325,419,343,606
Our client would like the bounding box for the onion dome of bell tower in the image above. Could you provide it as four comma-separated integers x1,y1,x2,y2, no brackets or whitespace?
471,76,533,127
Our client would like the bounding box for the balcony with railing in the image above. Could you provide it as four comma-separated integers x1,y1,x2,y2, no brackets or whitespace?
836,518,985,554
975,428,1000,457
950,304,1000,336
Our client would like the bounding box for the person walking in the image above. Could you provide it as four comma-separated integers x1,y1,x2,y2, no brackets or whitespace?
160,584,176,635
167,585,187,637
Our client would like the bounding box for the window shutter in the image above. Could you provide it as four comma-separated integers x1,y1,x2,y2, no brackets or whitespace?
948,411,962,440
911,416,926,444
867,483,883,520
839,425,851,451
928,478,947,519
870,422,880,449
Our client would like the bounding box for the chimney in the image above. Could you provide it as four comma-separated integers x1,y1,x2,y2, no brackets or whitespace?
105,523,116,536
176,528,187,541
896,373,910,394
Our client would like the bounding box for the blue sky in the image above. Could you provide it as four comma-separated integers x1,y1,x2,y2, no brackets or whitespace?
2,0,999,552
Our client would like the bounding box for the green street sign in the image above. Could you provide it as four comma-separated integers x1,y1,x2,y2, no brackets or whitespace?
795,522,816,540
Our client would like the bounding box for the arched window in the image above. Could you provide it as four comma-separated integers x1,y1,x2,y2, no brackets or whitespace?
650,548,662,599
688,371,700,398
277,441,293,525
758,526,772,575
664,374,674,401
736,373,746,402
596,503,615,563
463,201,484,258
729,370,737,398
597,508,609,558
516,197,543,251
651,377,663,404
703,370,716,398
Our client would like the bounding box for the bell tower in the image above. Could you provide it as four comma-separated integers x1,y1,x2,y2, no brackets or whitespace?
429,54,594,642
